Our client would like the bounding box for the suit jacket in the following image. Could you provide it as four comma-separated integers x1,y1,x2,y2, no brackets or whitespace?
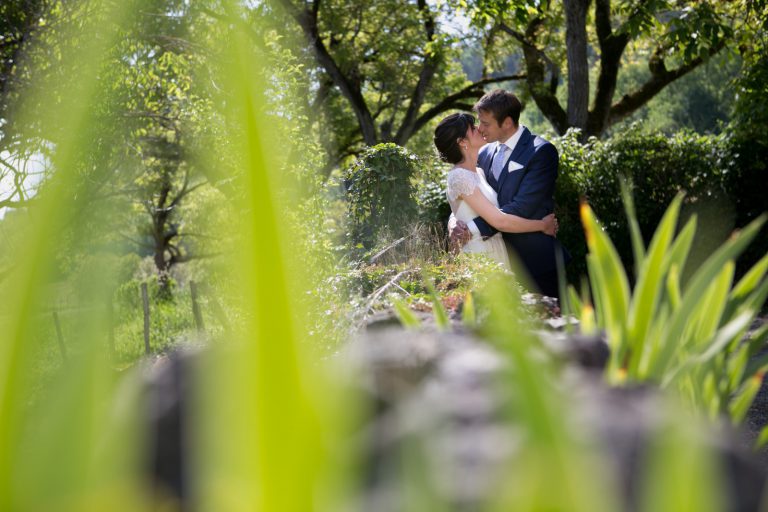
473,127,567,279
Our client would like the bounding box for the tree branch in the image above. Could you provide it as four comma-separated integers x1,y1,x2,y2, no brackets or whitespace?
393,0,440,144
587,0,631,136
502,18,568,134
409,74,525,137
274,0,378,144
608,41,726,125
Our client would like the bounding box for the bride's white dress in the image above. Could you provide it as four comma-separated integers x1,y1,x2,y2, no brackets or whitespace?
446,167,511,269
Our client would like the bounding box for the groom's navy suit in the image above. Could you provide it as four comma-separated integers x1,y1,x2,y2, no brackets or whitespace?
473,127,568,296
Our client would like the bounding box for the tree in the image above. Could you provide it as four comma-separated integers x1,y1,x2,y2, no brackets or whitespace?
109,2,214,296
0,0,54,209
262,0,524,166
465,0,758,138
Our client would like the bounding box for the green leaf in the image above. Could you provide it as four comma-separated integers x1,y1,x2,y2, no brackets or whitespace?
626,193,683,375
729,371,764,425
429,290,451,332
392,296,422,329
662,312,753,389
462,291,476,328
580,202,631,374
663,215,697,285
620,178,645,279
648,215,767,379
755,425,768,450
690,261,734,346
723,254,768,323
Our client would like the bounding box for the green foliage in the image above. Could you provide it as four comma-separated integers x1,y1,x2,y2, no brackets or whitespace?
275,0,471,159
571,192,768,422
454,0,752,137
413,154,452,227
721,133,768,277
731,55,768,145
555,127,740,282
610,51,741,136
344,143,421,251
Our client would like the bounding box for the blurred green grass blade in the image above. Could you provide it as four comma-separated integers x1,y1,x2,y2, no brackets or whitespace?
663,215,697,285
729,371,764,424
731,251,768,300
691,261,734,345
462,291,476,328
696,312,752,366
393,296,422,329
427,285,450,331
661,294,750,390
195,4,330,511
585,254,606,328
626,194,683,375
640,407,724,512
756,425,768,450
580,202,630,373
727,343,750,394
648,215,766,379
620,178,646,278
482,279,617,512
666,265,682,311
746,322,768,360
421,270,449,331
723,276,768,328
0,1,148,509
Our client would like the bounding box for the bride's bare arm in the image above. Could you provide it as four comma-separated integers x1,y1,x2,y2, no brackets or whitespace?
461,188,556,234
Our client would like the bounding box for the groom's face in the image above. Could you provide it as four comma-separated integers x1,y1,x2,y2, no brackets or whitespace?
477,110,505,143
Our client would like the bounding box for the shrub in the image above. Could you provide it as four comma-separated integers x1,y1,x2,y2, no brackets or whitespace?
572,191,768,424
722,135,768,278
555,127,742,283
343,143,420,251
414,155,452,227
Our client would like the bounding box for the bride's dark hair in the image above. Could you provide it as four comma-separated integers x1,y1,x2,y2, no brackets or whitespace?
434,113,475,164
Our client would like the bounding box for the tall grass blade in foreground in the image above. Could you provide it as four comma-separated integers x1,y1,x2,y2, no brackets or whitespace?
479,279,619,512
0,2,149,509
192,3,349,511
580,189,768,420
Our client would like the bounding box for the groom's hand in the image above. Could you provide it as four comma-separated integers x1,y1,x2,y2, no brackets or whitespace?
448,217,470,253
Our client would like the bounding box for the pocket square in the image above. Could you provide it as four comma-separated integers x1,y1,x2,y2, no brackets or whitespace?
507,161,524,172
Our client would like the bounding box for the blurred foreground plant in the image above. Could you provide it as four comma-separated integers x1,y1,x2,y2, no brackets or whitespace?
569,183,768,422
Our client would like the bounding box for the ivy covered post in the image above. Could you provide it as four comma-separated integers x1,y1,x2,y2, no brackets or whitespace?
344,143,421,253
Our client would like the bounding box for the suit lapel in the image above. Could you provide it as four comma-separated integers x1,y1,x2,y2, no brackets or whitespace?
484,143,500,189
497,127,531,190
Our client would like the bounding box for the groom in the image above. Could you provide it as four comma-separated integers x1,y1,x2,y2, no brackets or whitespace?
449,89,568,298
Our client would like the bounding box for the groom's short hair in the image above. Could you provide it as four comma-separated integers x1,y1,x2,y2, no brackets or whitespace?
474,89,522,127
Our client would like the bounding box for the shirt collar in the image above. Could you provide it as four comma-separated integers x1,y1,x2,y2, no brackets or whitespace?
499,125,525,153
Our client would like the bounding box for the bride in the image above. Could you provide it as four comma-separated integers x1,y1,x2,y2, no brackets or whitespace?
434,113,557,270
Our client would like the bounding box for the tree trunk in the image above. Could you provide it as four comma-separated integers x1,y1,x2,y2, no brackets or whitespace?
585,0,629,137
516,19,569,135
564,0,589,133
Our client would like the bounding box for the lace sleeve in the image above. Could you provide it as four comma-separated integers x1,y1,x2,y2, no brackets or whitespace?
446,169,479,203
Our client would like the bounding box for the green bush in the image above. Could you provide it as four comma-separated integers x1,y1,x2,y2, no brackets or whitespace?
555,127,757,283
344,143,420,251
573,192,768,425
722,135,768,278
414,155,452,227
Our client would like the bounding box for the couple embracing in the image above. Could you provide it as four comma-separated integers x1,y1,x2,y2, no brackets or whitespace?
435,89,570,298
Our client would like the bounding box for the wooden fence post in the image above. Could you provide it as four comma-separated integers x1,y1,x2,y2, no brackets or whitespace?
190,281,205,333
200,283,231,334
141,282,151,355
52,311,67,363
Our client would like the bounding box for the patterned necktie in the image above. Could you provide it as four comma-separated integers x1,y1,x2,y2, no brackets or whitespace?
491,143,508,181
